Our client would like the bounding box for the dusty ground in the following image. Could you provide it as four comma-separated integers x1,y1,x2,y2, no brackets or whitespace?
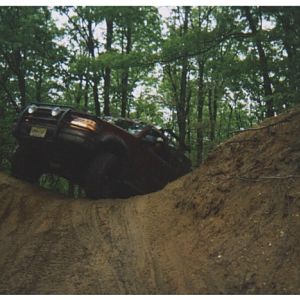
0,107,300,294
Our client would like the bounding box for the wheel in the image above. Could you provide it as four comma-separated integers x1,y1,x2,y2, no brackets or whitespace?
84,152,121,199
11,146,44,184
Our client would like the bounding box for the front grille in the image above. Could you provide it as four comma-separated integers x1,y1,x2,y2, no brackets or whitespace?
27,116,58,125
16,107,72,140
26,108,61,125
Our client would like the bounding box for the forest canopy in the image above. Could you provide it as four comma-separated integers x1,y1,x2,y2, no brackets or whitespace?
0,6,299,173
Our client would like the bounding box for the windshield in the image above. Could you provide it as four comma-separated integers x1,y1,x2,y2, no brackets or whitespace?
103,117,148,135
116,120,148,135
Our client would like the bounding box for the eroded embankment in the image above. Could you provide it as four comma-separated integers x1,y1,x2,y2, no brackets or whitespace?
0,107,299,294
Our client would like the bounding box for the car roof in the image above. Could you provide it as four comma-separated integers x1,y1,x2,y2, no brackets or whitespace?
101,116,145,126
100,116,150,134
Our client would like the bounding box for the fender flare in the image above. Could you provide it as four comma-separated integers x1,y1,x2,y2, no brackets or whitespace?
96,135,129,159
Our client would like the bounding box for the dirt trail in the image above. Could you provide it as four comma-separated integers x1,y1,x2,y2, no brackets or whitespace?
0,107,300,294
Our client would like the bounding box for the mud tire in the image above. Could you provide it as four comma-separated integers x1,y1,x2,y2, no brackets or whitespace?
84,152,120,199
11,146,44,184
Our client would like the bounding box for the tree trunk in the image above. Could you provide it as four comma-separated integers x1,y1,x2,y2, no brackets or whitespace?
103,17,113,116
278,8,298,104
177,62,188,148
75,75,83,106
2,84,20,112
2,48,26,108
17,70,26,109
165,64,179,132
35,60,45,103
35,76,42,103
195,7,208,165
87,19,100,116
196,58,205,165
177,6,190,149
121,71,129,117
186,85,192,152
227,104,233,137
84,78,89,112
244,7,274,117
11,49,27,108
208,87,217,143
121,24,132,118
14,50,26,108
92,75,100,116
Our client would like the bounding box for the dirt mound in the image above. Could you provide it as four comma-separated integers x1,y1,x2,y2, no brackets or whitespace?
0,107,299,294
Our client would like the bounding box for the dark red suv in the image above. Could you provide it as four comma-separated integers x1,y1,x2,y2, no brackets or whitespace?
12,104,191,198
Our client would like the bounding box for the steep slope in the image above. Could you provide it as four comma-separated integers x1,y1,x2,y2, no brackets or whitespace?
0,107,299,294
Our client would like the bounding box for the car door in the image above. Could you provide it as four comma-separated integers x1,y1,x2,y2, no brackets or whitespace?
129,127,174,193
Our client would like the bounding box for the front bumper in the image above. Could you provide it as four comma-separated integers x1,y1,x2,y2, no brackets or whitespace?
14,121,99,151
13,105,100,152
12,105,102,181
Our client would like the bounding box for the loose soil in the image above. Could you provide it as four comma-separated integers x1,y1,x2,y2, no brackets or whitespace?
0,107,299,294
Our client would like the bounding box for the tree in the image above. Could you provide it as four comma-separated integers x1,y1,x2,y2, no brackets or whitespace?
243,7,274,117
58,6,104,116
262,6,300,109
0,7,64,109
163,6,192,150
112,7,162,117
103,11,114,116
1,5,300,185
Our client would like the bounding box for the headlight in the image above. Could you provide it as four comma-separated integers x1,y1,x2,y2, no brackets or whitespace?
70,117,97,131
51,107,62,117
28,105,38,114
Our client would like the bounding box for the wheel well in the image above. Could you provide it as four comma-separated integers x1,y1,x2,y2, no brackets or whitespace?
95,136,128,159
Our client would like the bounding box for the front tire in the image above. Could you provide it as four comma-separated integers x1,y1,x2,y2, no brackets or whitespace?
11,146,44,184
84,152,121,199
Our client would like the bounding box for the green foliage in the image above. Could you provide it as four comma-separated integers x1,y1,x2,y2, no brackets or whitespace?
130,93,164,126
0,7,67,107
0,102,16,171
39,174,83,198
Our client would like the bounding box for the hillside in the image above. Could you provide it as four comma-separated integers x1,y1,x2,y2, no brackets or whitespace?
0,107,299,294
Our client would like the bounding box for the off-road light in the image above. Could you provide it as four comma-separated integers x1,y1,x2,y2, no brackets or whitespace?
51,107,61,117
28,105,38,114
70,117,97,131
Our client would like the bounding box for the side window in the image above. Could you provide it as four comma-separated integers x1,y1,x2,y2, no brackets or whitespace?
143,128,165,144
162,129,179,149
148,129,163,139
